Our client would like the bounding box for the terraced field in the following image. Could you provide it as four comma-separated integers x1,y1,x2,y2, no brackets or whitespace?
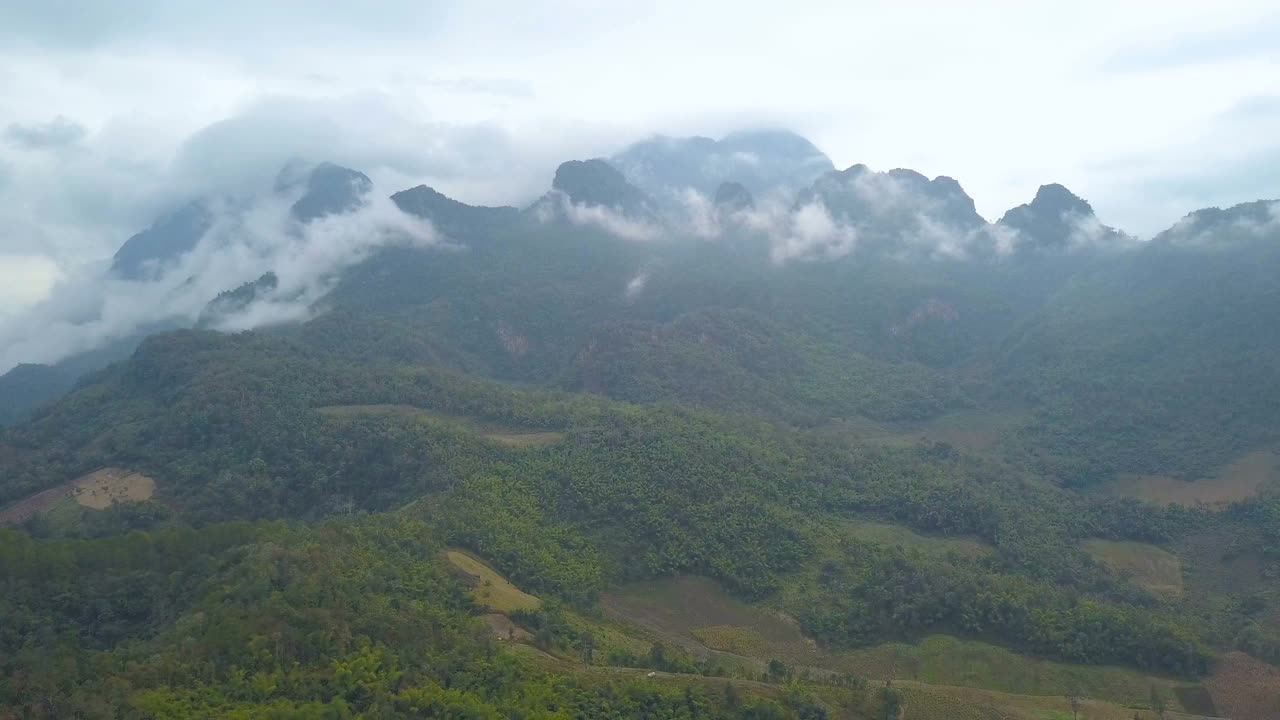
1083,539,1184,597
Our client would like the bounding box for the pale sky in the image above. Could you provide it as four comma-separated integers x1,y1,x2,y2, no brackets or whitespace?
1,0,1278,311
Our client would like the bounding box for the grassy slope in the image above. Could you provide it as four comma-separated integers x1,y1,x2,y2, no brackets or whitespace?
445,548,542,612
603,575,1209,711
447,549,1225,720
1082,539,1183,597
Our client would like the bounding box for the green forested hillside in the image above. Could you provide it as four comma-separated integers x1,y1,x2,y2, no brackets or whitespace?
2,154,1279,718
1002,227,1280,484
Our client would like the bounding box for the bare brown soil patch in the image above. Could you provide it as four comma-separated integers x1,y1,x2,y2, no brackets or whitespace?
483,613,533,642
71,468,155,509
1100,450,1278,506
0,467,155,525
1204,652,1280,720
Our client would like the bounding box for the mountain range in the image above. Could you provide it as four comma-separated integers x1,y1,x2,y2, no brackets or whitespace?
0,130,1204,425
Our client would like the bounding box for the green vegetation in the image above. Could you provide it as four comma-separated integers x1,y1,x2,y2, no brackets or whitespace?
1082,540,1183,597
0,517,844,718
4,186,1280,717
0,329,1244,680
445,549,542,612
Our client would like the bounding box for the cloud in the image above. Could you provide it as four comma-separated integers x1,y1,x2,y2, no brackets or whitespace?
676,189,721,240
624,271,648,299
0,255,64,318
0,184,438,373
4,116,87,149
0,89,630,269
764,201,857,264
536,190,663,241
1104,14,1280,72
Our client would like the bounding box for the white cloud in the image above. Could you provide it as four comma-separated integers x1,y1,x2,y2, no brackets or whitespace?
1160,200,1280,245
768,201,858,264
538,190,662,242
678,189,721,240
0,255,64,317
625,271,648,299
0,187,438,373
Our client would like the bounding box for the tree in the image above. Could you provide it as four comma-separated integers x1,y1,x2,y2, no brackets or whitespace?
724,682,740,709
881,680,901,720
1149,685,1167,719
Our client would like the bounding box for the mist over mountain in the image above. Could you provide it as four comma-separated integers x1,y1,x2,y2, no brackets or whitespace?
997,183,1130,251
611,129,835,200
7,4,1280,716
0,127,1268,401
279,161,374,223
1153,198,1280,246
391,185,519,241
110,201,216,281
4,124,1280,719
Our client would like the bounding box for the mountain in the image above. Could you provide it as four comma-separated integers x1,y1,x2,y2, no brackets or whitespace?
1153,198,1279,245
794,164,986,254
110,162,371,284
281,161,372,222
110,200,215,280
391,184,519,240
611,129,835,200
0,363,75,426
6,161,377,422
196,271,280,328
0,330,159,426
551,158,656,212
997,183,1127,250
527,158,662,230
1000,198,1280,483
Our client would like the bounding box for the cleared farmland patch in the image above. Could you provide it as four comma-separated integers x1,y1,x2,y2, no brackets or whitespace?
837,519,991,559
317,404,565,448
818,409,1029,454
445,548,541,613
1098,449,1278,506
0,467,155,525
72,468,156,509
605,576,1213,713
1204,652,1280,720
1083,539,1183,597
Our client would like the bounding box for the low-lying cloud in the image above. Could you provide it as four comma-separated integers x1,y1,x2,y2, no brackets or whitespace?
763,201,858,263
0,183,438,373
535,190,663,242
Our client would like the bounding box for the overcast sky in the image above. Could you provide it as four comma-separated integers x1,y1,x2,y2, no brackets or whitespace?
1,0,1278,312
